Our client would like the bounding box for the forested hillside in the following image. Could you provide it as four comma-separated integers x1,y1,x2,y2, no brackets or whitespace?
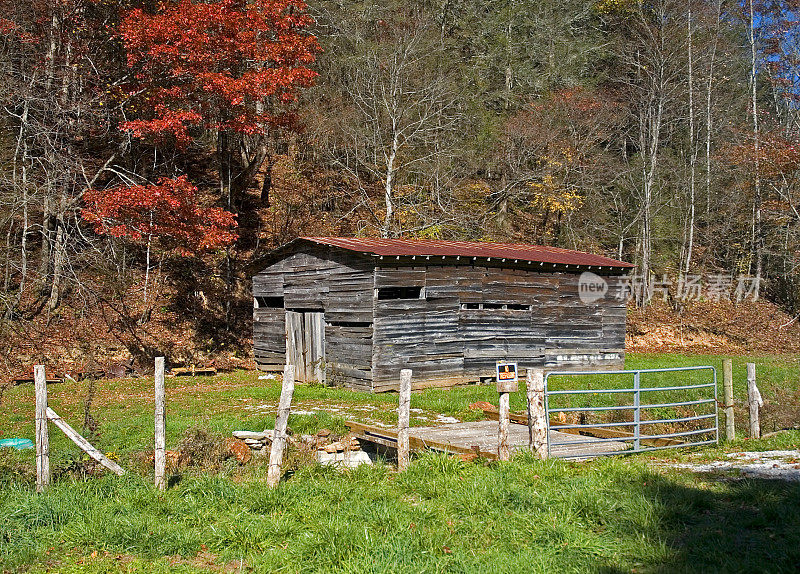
0,0,798,373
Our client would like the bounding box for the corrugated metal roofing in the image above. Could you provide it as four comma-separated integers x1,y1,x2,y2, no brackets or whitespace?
299,237,635,269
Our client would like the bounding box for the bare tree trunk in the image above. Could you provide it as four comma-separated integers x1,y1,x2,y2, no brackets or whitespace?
38,194,54,294
748,0,763,298
46,192,67,312
143,233,152,306
704,0,721,217
504,2,514,110
6,103,30,318
45,8,59,92
383,131,399,237
638,95,662,306
684,4,696,276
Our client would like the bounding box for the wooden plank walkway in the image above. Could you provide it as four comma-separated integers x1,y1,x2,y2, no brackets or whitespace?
346,420,629,460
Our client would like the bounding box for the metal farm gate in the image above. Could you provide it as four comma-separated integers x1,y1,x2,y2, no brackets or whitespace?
544,366,719,459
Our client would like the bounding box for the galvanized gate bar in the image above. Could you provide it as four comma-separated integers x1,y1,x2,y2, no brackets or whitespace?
633,371,640,450
553,427,717,446
544,366,719,458
551,397,716,412
546,366,717,375
555,439,719,459
552,413,717,430
546,382,716,395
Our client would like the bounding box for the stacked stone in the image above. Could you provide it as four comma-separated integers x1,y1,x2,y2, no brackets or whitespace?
306,429,371,468
232,430,274,453
231,428,371,468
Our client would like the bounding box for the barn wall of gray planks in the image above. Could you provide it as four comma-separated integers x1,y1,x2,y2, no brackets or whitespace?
253,245,627,392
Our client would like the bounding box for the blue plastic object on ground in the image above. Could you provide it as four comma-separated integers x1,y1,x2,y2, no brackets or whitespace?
0,438,34,450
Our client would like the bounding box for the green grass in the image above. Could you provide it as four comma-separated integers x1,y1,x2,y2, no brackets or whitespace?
2,455,800,573
1,353,799,572
0,353,797,466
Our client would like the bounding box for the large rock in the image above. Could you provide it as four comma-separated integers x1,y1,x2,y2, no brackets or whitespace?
316,449,372,469
321,436,361,453
225,438,252,464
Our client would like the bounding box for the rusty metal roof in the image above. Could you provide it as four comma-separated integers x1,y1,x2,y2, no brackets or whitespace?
299,237,634,269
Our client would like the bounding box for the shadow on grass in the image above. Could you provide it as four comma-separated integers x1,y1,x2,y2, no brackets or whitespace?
602,472,800,573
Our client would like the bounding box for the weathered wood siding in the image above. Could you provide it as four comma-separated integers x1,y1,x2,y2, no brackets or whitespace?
255,247,627,392
543,273,626,370
372,265,626,391
372,266,463,392
253,247,374,390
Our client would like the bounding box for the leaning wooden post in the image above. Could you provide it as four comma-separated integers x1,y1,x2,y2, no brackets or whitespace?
267,365,295,488
154,357,166,491
723,359,735,441
746,362,763,439
47,408,125,476
34,365,50,493
526,368,548,459
397,369,412,471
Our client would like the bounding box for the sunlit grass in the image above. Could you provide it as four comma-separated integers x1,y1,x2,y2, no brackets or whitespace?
1,353,799,572
2,454,799,573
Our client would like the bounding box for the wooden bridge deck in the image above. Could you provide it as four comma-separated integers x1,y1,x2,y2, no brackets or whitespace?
346,420,629,460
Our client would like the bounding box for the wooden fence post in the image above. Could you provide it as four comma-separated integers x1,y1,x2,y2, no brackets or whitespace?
154,356,166,491
526,368,548,459
746,362,762,439
496,365,518,462
397,369,412,471
34,365,50,493
723,359,735,441
267,365,295,488
498,391,510,461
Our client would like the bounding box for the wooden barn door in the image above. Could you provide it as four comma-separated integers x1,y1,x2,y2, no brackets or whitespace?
285,311,326,384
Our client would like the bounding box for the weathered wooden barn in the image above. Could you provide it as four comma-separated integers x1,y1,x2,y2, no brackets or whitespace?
252,237,634,392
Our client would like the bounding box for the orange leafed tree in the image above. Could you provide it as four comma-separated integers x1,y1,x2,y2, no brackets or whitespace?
83,0,320,254
118,0,320,145
83,176,238,255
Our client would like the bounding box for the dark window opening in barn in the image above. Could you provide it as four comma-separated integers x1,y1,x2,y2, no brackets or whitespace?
255,296,284,308
377,286,422,300
327,320,373,328
461,302,531,311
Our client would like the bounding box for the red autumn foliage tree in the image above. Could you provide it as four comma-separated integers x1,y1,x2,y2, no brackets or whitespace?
83,176,238,255
118,0,319,144
725,132,800,182
82,0,320,262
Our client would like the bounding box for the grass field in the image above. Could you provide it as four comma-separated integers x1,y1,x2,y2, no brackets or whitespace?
1,353,799,572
